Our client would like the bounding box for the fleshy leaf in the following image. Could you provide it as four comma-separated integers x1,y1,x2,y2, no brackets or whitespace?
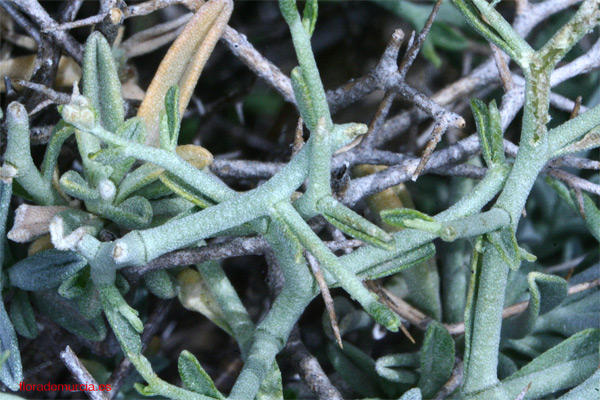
486,226,521,270
502,272,568,340
291,67,317,131
466,329,600,399
9,290,38,339
9,249,87,291
380,208,435,229
0,301,22,391
102,196,153,229
160,86,181,151
59,170,99,201
319,197,393,250
470,98,504,168
178,350,224,398
116,163,164,204
160,172,216,209
100,285,143,354
31,290,106,341
418,321,455,398
82,32,124,132
327,341,382,398
375,353,420,384
302,0,318,37
143,270,177,299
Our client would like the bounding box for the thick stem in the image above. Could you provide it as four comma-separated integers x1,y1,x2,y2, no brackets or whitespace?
461,242,509,393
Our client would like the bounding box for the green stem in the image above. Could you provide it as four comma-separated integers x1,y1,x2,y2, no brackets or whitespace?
461,241,509,393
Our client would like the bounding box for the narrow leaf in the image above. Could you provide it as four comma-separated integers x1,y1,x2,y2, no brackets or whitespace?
418,321,455,398
0,301,22,391
82,32,124,132
31,290,106,341
178,350,224,398
9,249,87,291
9,290,38,339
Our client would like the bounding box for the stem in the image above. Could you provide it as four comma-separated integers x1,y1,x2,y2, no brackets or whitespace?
461,242,509,393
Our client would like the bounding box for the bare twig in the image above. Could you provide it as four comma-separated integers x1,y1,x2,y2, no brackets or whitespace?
491,43,514,92
398,0,443,78
133,237,364,274
380,278,599,337
60,346,109,400
284,326,343,400
306,252,343,349
433,358,464,400
570,95,583,119
546,168,600,196
13,0,83,63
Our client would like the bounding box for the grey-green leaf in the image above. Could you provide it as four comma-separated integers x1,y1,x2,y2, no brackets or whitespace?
502,272,568,339
418,321,455,398
9,249,87,291
375,353,420,384
31,290,106,341
178,350,224,398
82,32,124,132
59,170,99,201
0,301,22,391
302,0,318,37
9,290,38,339
327,341,382,398
381,208,435,230
143,270,177,299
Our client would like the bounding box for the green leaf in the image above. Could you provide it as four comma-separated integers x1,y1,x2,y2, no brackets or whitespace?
463,329,600,399
159,172,216,209
502,272,568,339
486,226,521,270
178,350,224,398
291,67,317,131
82,32,124,132
101,195,153,229
327,341,382,398
302,0,318,37
321,297,371,341
116,162,163,204
470,98,504,168
558,367,600,400
319,197,393,250
59,170,99,201
160,86,181,151
31,290,106,341
133,383,157,397
40,122,75,183
143,270,177,299
577,192,600,242
4,102,58,205
0,181,12,273
9,290,38,339
399,388,422,400
0,301,22,391
418,321,455,398
58,269,88,300
100,285,143,354
375,353,420,384
380,208,436,230
429,23,469,51
9,249,87,291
